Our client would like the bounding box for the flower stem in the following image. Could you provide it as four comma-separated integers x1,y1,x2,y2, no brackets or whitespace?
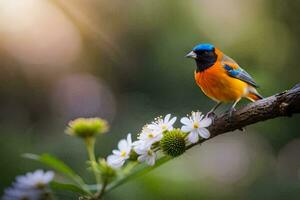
96,177,108,199
84,137,101,188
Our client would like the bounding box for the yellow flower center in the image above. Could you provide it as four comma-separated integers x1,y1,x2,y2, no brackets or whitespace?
121,151,127,157
193,122,199,129
148,133,154,138
35,182,45,189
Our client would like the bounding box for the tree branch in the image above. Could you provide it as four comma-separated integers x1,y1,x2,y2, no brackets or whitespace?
186,83,300,149
211,83,300,136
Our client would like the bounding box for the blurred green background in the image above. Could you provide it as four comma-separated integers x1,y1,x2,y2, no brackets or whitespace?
0,0,300,199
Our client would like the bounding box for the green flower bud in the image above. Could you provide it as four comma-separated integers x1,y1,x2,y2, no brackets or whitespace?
160,129,186,157
66,118,109,138
129,150,138,161
98,159,116,182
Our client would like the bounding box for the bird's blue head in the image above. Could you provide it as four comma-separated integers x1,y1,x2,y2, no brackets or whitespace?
192,43,215,52
186,43,217,72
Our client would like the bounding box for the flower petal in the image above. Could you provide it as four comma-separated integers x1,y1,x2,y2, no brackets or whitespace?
147,124,158,130
107,155,125,168
188,131,199,143
43,171,55,182
200,118,212,128
180,117,191,126
164,114,171,123
137,155,147,163
192,111,202,121
132,140,142,146
168,117,177,126
146,155,156,166
199,114,204,121
198,128,210,139
127,133,132,146
134,147,145,155
181,125,192,132
118,139,128,151
155,133,163,140
107,155,119,162
112,150,121,156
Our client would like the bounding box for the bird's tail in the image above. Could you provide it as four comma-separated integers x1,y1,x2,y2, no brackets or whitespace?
246,87,263,102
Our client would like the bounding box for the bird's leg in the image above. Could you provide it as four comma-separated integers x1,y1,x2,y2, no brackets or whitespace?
228,98,245,131
228,98,241,118
206,102,222,120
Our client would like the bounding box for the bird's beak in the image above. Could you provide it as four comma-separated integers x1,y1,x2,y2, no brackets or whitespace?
186,51,197,59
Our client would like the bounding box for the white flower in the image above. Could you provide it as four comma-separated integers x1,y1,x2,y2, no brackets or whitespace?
148,114,177,134
136,127,163,146
135,145,156,166
133,130,157,166
132,139,147,152
107,133,132,168
180,111,212,143
14,170,54,190
2,170,54,200
2,188,41,200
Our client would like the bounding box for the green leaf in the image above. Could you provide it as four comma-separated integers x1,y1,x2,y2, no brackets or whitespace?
23,153,85,187
50,181,91,196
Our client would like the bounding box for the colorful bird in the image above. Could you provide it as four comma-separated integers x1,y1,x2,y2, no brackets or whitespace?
186,43,263,117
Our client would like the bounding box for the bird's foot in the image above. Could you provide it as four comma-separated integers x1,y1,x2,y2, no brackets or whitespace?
227,108,244,131
227,108,236,122
206,111,217,124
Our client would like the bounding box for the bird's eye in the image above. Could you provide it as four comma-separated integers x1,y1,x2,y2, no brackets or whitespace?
203,51,209,55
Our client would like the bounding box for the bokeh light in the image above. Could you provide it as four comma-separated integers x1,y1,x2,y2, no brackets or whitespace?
0,0,82,75
181,132,275,187
51,73,116,121
277,139,300,181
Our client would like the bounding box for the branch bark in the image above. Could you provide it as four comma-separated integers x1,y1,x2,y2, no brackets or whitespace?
210,83,300,136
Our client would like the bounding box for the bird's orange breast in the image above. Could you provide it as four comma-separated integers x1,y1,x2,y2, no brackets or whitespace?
194,62,248,102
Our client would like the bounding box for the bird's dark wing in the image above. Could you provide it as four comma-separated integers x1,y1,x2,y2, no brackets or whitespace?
222,54,259,88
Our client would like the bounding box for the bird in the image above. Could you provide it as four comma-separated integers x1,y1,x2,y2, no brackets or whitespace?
186,43,263,118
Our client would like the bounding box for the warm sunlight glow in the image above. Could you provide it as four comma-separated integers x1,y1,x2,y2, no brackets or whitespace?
0,0,82,74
